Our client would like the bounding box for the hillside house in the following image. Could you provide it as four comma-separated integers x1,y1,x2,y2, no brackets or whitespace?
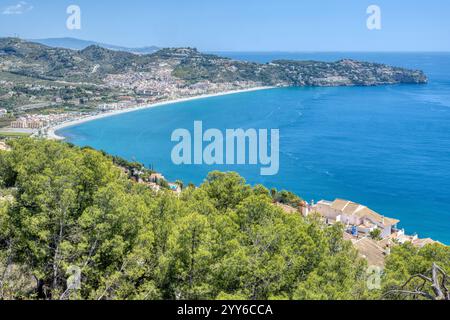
149,173,165,183
312,199,400,239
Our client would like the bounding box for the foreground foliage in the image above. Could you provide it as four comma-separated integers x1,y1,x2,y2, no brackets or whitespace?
0,139,448,300
382,243,449,300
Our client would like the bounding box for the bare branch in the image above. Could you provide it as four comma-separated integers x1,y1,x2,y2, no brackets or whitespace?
383,263,449,300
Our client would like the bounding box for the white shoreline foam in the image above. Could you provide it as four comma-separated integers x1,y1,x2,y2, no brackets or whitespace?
47,86,275,140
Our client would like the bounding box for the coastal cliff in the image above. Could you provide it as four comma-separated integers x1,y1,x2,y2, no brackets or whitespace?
171,48,427,86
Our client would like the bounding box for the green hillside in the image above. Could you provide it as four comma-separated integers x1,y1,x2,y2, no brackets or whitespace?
0,139,447,300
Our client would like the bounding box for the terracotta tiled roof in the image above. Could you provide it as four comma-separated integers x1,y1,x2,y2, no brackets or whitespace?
342,202,362,215
331,199,349,211
353,237,386,267
330,199,400,227
276,203,299,214
412,238,441,248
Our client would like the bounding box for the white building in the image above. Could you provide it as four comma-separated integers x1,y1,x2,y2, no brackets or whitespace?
168,183,182,195
0,108,7,117
311,199,400,239
149,173,165,183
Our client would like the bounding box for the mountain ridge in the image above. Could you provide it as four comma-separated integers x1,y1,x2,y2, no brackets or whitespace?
0,37,428,111
30,37,159,54
0,37,428,86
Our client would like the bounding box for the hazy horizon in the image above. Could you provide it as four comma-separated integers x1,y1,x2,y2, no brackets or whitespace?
2,36,449,54
1,0,450,51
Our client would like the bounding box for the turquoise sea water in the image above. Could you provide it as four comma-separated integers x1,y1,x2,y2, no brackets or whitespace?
59,53,450,243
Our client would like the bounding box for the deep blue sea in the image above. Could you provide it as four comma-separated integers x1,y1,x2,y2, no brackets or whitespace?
58,52,450,244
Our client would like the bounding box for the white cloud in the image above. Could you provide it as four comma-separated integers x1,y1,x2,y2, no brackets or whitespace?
2,1,33,15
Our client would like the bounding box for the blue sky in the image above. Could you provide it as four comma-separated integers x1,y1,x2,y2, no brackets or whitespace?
0,0,449,51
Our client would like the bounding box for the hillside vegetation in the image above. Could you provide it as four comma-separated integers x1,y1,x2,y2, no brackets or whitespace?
0,139,448,300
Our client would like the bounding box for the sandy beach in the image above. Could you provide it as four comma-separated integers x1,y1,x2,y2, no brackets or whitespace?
47,86,274,140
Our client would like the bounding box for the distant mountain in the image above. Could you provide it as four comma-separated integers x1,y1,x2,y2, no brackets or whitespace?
0,37,428,86
30,37,159,55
